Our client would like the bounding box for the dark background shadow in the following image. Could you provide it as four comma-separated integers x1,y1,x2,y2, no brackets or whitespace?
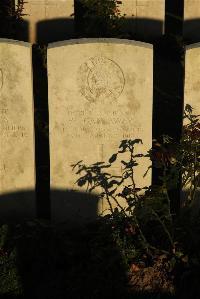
74,0,164,42
0,192,176,299
0,189,99,225
165,0,184,36
36,17,164,44
37,18,75,44
0,0,29,41
0,191,36,224
183,19,200,43
14,19,29,42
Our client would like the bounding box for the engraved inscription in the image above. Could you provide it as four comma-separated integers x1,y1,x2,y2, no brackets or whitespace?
77,56,125,102
0,68,3,90
0,108,28,138
0,124,28,138
0,163,6,173
54,108,141,140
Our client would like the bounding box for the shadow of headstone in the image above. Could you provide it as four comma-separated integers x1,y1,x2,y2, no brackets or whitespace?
37,18,75,44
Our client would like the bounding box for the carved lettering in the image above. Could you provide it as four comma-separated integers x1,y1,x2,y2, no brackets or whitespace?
0,124,28,138
0,163,6,173
0,68,3,90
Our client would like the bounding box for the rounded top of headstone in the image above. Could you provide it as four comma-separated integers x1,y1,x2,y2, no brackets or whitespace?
48,38,153,50
0,39,31,47
186,42,200,51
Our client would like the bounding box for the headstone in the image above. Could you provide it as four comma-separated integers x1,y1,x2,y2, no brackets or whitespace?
183,44,200,212
185,44,200,114
16,0,74,43
48,38,153,223
119,0,165,40
0,39,35,221
184,1,200,42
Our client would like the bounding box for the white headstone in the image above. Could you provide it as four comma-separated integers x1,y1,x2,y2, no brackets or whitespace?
0,39,35,220
185,44,200,114
48,38,153,223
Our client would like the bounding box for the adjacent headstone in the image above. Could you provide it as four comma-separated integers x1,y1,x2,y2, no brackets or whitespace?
16,0,74,43
48,38,153,223
185,44,200,114
183,44,200,212
184,1,200,42
119,0,165,40
0,39,35,221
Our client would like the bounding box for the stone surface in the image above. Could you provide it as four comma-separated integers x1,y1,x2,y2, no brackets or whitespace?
185,44,200,114
16,0,74,43
48,38,153,223
119,0,165,40
184,1,200,42
0,39,35,219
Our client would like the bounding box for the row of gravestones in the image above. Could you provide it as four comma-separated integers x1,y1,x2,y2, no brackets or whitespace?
14,0,200,43
0,38,199,225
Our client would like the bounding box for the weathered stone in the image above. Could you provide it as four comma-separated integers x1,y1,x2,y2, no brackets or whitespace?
0,39,35,220
185,44,200,114
17,0,74,43
48,38,153,223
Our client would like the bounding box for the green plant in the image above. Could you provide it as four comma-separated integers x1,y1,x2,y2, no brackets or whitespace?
71,104,200,290
78,0,125,37
72,138,175,259
0,0,26,38
180,104,200,205
149,104,200,208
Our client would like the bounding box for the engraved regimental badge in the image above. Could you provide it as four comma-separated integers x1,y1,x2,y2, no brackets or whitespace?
77,56,125,102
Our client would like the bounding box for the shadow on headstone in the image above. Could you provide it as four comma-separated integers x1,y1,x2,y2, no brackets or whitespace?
75,16,164,43
35,16,164,44
15,19,29,42
50,189,99,225
32,45,50,219
165,0,184,36
183,19,200,43
152,35,184,215
0,191,36,224
0,19,29,41
74,0,164,42
0,0,29,41
37,18,75,44
0,189,99,225
0,189,176,299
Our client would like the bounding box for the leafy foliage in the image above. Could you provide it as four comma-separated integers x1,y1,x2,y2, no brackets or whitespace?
180,104,200,204
72,138,175,259
72,105,200,271
0,0,26,38
78,0,125,37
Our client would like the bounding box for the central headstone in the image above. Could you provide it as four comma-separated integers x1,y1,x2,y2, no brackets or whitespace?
0,39,35,221
48,39,153,223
